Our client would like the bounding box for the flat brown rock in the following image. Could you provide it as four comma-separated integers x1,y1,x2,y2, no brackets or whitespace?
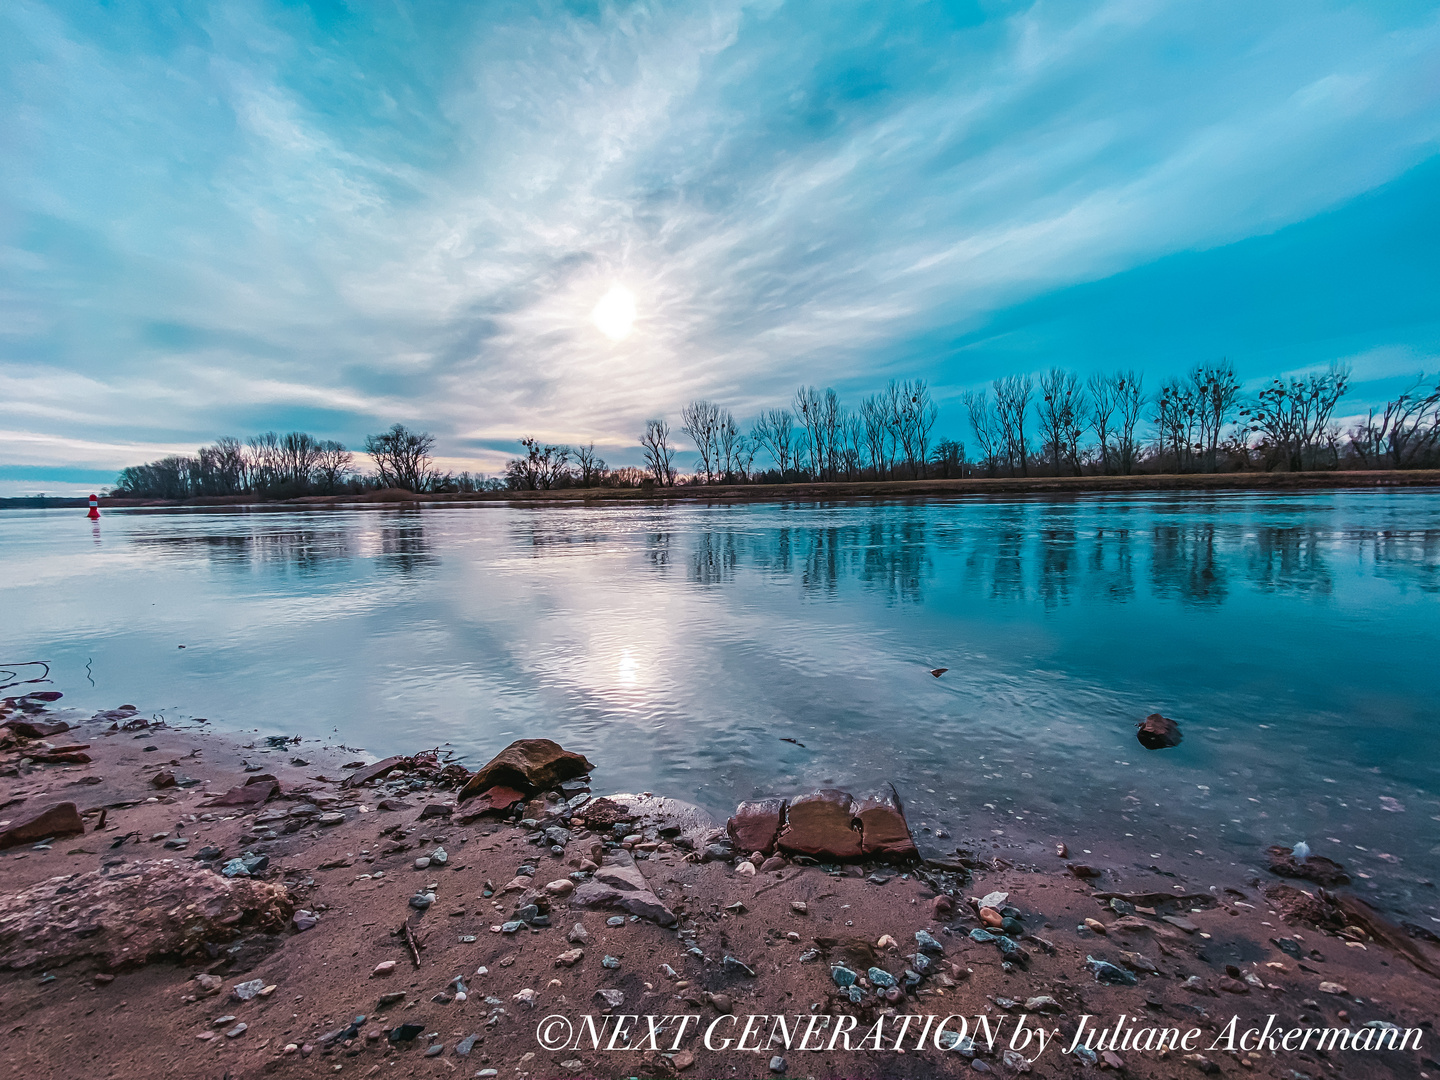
340,756,408,789
777,789,862,860
727,798,786,854
0,802,84,849
570,850,677,926
3,719,71,739
854,784,917,859
202,778,279,808
458,739,593,800
458,785,526,817
1266,845,1350,886
0,860,292,970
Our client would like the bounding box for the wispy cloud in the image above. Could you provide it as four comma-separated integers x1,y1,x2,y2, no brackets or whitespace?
2,0,1438,490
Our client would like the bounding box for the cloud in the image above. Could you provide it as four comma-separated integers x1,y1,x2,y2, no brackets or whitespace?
2,0,1438,483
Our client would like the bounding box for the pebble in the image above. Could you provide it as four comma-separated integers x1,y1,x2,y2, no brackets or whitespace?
1084,917,1108,935
1086,955,1137,985
798,949,820,963
414,857,431,870
606,916,625,927
410,892,436,910
231,979,265,1001
915,929,945,955
1318,981,1349,996
372,961,397,977
567,923,590,944
545,879,575,896
867,967,896,988
500,921,524,934
224,1023,247,1039
760,856,785,872
594,988,624,1009
672,1052,694,1071
979,906,1004,928
735,860,756,878
831,965,858,988
430,847,448,866
292,910,318,931
722,956,755,977
790,901,807,914
601,955,620,969
455,1034,478,1056
424,1044,443,1057
555,949,584,967
979,890,1009,908
316,811,344,826
769,1055,786,1072
513,988,536,1007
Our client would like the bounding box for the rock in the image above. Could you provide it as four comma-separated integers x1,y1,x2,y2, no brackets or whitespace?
414,857,431,870
545,879,575,896
606,916,625,927
760,856,786,872
341,756,408,788
915,930,945,955
151,772,176,789
1181,975,1208,993
790,901,807,914
455,1034,478,1056
202,779,279,808
867,966,896,988
195,973,223,994
555,949,584,967
673,1050,695,1071
777,789,862,860
1100,1050,1123,1069
458,740,594,801
854,784,918,859
316,812,344,827
798,948,819,963
0,803,84,850
231,978,265,1000
430,847,448,866
1085,956,1138,985
1068,864,1102,879
701,843,733,862
601,955,620,969
410,892,436,910
735,860,756,878
0,859,291,970
1183,1053,1220,1074
1025,995,1061,1013
979,907,1003,927
1003,1049,1032,1073
831,965,858,987
1162,915,1199,934
1266,845,1350,886
372,961,397,976
420,803,452,820
1119,950,1158,974
1318,981,1348,996
978,891,1009,908
569,851,677,926
769,1055,786,1072
4,718,70,738
1136,713,1183,749
722,955,755,977
567,922,590,945
1084,917,1108,935
225,1023,247,1038
594,988,624,1010
388,1023,425,1043
292,910,318,931
727,798,786,854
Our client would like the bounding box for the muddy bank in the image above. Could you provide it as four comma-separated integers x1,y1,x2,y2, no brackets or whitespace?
1,696,1437,1079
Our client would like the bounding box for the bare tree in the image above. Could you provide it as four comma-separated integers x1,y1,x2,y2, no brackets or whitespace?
890,379,938,478
716,409,743,481
314,440,353,491
277,431,322,486
364,424,437,491
1114,372,1146,475
681,400,722,482
1087,373,1117,474
860,394,892,477
792,386,826,478
574,443,605,487
1153,378,1199,472
505,438,571,490
1038,369,1085,475
1349,374,1440,468
962,390,1000,476
1191,361,1241,472
247,431,283,489
750,409,796,478
640,419,677,486
1242,364,1350,471
993,375,1033,476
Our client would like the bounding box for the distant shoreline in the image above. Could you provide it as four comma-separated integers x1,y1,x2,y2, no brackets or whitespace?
5,468,1440,511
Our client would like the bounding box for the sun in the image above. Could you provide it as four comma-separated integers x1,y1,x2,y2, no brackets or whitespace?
591,285,636,341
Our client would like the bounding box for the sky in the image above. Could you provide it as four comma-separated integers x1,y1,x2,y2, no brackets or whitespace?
2,0,1439,494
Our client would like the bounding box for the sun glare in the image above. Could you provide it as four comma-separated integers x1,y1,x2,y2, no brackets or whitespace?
591,285,636,341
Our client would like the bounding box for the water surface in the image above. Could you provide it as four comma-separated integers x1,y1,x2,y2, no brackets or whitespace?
3,493,1438,908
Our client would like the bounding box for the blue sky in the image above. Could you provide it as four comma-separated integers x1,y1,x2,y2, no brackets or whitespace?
2,0,1438,493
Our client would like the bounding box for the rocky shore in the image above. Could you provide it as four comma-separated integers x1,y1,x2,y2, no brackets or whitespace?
1,693,1436,1080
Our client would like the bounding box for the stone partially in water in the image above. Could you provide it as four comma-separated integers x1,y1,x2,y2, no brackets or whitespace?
727,798,786,855
1266,845,1350,887
777,789,862,860
854,784,918,860
1136,713,1182,750
458,740,594,801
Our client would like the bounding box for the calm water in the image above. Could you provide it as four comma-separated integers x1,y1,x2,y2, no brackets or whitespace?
3,493,1439,906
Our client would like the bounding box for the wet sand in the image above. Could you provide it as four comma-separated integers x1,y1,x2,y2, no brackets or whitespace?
1,699,1436,1080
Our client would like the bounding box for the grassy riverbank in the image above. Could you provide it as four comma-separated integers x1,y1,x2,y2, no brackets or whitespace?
8,469,1439,512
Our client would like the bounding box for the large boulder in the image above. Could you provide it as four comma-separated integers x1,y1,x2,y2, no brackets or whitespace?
777,789,863,860
202,776,280,808
854,784,917,859
727,798,786,854
0,860,293,970
0,802,84,850
570,851,676,926
458,739,594,801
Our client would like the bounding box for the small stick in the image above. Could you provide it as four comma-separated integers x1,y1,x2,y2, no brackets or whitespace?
403,922,422,968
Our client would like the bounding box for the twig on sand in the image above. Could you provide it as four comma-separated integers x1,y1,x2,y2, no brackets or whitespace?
402,922,422,968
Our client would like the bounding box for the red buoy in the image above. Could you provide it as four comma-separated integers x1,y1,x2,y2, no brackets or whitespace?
87,493,100,520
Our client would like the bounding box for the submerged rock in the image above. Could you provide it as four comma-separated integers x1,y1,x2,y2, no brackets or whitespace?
854,784,918,859
1136,713,1183,750
727,798,786,855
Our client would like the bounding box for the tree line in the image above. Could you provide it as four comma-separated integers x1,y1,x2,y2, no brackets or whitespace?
114,364,1440,498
